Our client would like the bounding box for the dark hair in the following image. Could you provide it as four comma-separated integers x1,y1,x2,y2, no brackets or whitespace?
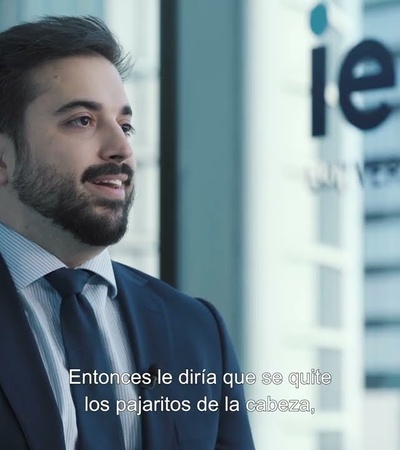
0,15,131,148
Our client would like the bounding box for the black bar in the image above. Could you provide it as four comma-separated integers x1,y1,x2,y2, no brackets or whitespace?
365,211,400,222
365,264,400,275
159,0,178,286
366,318,400,327
364,156,400,167
366,373,400,389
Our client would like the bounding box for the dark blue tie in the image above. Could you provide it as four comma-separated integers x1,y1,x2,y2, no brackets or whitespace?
45,268,125,450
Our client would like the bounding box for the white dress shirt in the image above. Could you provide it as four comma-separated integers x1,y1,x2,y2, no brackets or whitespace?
0,222,141,449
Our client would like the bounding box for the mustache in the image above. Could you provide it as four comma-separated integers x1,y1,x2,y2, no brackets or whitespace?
81,163,134,186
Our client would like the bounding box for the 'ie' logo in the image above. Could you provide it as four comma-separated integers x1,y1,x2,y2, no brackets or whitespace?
310,3,395,137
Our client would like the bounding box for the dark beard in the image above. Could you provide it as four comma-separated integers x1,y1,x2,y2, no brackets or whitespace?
11,146,135,247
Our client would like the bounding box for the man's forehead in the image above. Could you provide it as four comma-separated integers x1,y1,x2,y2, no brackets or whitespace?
29,55,130,111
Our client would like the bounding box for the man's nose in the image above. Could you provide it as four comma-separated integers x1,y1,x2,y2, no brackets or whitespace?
99,124,134,163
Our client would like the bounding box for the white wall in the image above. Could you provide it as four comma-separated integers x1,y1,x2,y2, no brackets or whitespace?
243,0,364,448
364,391,400,450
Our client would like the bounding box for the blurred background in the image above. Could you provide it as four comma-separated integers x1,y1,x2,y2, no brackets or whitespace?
2,0,400,448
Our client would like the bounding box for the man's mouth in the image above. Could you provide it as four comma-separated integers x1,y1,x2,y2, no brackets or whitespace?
89,173,129,186
91,179,124,188
86,175,129,200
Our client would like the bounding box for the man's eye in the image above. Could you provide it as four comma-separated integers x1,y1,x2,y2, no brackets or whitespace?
68,116,92,127
121,123,135,136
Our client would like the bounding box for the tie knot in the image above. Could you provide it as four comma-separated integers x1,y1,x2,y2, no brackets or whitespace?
45,268,92,298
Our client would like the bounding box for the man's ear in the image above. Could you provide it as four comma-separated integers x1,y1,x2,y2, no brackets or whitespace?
0,134,12,185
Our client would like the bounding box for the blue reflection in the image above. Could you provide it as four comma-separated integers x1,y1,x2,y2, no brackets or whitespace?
310,3,328,36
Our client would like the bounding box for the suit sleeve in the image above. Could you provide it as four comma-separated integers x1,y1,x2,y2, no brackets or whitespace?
196,298,256,450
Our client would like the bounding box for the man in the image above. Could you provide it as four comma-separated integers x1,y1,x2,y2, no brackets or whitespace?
0,16,254,450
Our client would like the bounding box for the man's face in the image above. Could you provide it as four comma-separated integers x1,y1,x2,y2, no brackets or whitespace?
10,55,135,247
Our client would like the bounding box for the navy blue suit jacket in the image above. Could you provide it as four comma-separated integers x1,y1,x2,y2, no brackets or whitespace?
0,255,255,449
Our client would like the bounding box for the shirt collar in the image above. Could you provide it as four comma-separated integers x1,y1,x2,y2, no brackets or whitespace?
0,221,117,298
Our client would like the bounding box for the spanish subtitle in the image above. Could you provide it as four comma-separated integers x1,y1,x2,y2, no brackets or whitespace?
71,368,332,416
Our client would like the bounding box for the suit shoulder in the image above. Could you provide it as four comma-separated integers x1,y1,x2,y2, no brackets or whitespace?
112,260,164,287
112,260,209,312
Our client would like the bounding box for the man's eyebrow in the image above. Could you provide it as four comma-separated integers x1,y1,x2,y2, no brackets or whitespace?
54,100,132,116
121,104,133,116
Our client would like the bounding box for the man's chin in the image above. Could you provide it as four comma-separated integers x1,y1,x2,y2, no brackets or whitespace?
52,208,129,247
72,224,128,247
90,198,127,210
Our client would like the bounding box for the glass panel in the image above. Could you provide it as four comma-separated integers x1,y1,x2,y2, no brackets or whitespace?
365,328,400,372
318,265,342,328
318,348,342,411
318,190,341,245
319,431,343,450
0,0,21,29
365,273,400,319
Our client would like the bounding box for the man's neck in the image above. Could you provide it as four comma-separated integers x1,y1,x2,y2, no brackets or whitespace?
0,215,105,268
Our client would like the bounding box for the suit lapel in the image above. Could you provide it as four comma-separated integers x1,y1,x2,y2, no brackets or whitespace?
0,254,65,450
0,254,176,449
113,264,175,450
